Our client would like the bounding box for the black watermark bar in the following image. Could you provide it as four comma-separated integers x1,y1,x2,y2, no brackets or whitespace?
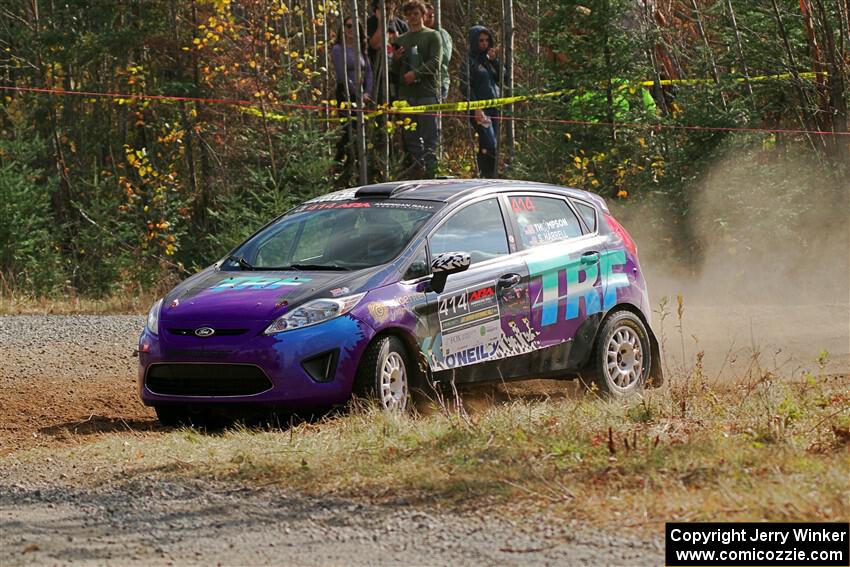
666,522,849,566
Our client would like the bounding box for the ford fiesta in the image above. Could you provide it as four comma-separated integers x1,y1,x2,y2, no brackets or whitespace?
138,179,662,424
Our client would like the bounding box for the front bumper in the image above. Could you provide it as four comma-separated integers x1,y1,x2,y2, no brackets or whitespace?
138,314,375,409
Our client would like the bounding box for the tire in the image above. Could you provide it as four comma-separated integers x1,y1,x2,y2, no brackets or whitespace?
584,310,651,397
354,336,412,412
155,405,228,428
154,404,188,426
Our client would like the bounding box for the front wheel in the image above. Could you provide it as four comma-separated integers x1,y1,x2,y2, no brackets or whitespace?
154,404,188,427
354,336,412,412
584,311,651,397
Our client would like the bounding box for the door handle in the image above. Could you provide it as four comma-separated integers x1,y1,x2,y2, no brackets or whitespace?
581,251,600,265
497,273,522,287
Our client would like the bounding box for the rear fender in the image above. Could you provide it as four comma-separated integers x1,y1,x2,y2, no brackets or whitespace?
583,304,664,388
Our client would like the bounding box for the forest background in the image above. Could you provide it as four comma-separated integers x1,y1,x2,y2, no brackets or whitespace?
1,0,848,302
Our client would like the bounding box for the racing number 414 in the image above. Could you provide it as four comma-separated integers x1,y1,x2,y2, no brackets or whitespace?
439,291,467,318
511,197,536,213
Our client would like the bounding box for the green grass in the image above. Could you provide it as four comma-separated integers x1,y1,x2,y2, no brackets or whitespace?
9,374,848,530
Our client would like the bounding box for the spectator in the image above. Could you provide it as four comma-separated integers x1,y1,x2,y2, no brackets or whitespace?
460,25,504,178
331,17,373,180
367,0,408,70
373,22,401,104
391,0,442,178
424,4,452,101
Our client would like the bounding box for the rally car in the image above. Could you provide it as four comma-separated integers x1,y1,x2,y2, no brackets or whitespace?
138,179,662,424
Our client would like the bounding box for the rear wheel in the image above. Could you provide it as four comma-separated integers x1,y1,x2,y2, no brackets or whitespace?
354,336,411,412
585,311,650,397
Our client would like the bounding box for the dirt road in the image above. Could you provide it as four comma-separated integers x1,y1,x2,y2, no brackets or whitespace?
1,474,660,566
1,308,846,565
0,315,663,566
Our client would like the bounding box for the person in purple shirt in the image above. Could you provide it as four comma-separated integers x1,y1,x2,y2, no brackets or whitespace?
332,17,374,180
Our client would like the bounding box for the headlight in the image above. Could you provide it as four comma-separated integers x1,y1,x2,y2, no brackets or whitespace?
264,293,365,335
146,298,164,335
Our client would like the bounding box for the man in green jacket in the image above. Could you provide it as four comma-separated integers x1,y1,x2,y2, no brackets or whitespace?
424,3,452,100
391,0,442,178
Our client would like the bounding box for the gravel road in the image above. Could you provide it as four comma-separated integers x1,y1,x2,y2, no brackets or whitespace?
3,307,847,566
1,315,665,566
1,475,661,566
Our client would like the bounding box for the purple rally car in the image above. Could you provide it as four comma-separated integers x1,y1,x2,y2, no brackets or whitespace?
138,180,662,424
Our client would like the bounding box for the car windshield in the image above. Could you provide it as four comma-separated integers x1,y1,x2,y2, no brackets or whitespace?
225,199,440,271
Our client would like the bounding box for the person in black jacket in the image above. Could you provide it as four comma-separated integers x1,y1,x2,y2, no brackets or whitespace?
460,25,504,178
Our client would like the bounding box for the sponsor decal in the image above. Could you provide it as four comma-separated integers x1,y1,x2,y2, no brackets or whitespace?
307,188,359,202
422,317,540,371
329,287,350,297
372,201,439,211
469,285,495,303
366,293,425,326
498,283,527,312
398,292,426,306
441,319,501,357
210,275,311,292
296,199,438,213
526,248,628,326
301,202,371,211
366,301,404,325
437,283,501,357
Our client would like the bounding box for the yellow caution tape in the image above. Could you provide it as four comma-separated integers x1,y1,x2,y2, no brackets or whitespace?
636,71,823,87
239,71,827,123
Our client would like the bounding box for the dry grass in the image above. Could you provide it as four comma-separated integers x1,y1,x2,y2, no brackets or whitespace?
14,372,849,530
0,291,156,315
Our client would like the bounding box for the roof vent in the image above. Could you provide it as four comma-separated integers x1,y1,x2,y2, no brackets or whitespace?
354,184,403,198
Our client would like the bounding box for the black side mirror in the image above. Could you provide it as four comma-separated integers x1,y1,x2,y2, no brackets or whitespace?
427,252,471,294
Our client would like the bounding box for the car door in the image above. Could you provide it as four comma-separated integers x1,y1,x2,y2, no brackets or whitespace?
506,192,608,376
420,196,532,383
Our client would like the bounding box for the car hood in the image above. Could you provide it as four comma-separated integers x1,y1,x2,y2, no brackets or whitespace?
161,266,393,323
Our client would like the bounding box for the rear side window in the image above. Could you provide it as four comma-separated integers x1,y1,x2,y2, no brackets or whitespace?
573,200,598,232
508,195,583,248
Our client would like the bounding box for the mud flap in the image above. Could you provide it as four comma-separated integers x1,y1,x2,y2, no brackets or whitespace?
646,329,664,388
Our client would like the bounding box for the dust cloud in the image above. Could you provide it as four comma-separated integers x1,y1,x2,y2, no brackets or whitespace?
612,151,850,379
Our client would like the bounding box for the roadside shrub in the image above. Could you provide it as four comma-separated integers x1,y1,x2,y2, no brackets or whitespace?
0,137,65,295
204,121,335,264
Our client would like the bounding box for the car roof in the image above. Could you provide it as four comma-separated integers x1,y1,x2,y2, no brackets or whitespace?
307,179,609,211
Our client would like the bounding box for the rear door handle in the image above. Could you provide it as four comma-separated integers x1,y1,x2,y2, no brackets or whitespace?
581,251,600,265
497,273,522,287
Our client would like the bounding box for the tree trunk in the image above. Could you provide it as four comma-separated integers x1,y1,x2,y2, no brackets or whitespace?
725,0,754,102
190,0,213,230
351,0,367,185
689,0,727,110
771,0,826,154
603,0,617,143
811,0,849,162
381,1,390,181
435,0,443,163
504,0,515,168
641,0,670,116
